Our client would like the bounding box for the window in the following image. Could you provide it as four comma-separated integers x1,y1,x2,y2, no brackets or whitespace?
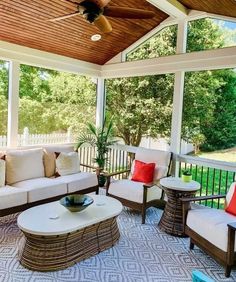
187,18,236,53
106,74,174,150
181,68,236,161
18,65,96,145
126,25,177,61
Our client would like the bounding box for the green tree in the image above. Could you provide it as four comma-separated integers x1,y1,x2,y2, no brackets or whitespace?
201,70,236,151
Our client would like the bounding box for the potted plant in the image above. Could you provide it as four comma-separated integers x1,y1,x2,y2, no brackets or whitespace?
181,169,192,182
76,118,116,187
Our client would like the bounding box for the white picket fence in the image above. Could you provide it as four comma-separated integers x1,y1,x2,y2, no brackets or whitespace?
0,127,77,147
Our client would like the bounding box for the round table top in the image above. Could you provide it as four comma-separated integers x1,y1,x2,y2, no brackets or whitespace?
160,176,200,192
17,195,122,236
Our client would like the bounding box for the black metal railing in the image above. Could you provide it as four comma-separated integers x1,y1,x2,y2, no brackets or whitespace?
178,155,236,209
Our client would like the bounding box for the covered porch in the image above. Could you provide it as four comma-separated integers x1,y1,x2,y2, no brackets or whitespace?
0,0,236,281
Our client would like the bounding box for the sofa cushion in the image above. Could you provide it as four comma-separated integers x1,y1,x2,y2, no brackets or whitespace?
0,185,28,210
187,205,236,252
56,172,98,193
108,179,162,203
56,152,80,176
0,158,5,187
6,148,44,184
43,145,74,177
13,177,67,203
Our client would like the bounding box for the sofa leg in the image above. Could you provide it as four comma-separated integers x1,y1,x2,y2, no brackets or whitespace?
190,240,194,250
96,187,99,195
225,265,231,278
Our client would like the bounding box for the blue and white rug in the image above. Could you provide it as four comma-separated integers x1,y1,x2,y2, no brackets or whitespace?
0,197,235,282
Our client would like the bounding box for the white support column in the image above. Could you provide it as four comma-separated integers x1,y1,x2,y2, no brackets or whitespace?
7,61,20,147
96,77,105,128
170,20,187,175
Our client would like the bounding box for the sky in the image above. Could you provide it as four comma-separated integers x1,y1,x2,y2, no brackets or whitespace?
224,21,236,30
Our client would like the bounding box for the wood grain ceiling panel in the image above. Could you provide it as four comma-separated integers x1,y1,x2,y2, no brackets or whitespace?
0,0,168,65
179,0,236,18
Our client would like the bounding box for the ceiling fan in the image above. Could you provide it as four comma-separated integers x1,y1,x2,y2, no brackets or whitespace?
49,0,156,33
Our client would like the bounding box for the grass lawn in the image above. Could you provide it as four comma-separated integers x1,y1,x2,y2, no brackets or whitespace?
197,147,236,162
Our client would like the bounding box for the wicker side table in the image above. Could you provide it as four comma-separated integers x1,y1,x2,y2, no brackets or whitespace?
158,177,200,237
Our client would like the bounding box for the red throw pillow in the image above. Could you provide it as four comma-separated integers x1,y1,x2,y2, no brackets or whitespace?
225,185,236,216
131,160,155,183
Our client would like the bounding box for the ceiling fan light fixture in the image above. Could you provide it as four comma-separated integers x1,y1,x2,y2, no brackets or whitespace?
91,34,102,41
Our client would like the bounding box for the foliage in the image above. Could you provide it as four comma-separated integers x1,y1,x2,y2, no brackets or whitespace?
76,118,116,169
106,74,174,146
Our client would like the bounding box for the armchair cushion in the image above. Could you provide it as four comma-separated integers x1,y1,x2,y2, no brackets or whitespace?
225,184,236,216
187,205,236,252
108,179,162,203
131,160,155,183
129,147,171,181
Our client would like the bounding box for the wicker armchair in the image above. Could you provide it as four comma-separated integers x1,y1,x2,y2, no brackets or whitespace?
181,182,236,277
105,147,172,224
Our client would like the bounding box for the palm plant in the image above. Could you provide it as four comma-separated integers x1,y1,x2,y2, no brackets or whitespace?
76,118,116,171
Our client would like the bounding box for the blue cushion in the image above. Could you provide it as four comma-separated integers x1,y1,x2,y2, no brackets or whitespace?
192,270,215,282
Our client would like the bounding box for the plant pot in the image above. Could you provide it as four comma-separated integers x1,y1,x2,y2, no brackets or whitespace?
98,174,106,187
181,174,192,183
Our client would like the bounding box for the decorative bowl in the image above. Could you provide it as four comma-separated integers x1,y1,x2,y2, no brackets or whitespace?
60,194,94,212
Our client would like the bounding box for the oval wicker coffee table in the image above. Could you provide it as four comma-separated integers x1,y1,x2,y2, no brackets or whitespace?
158,177,200,237
17,195,122,272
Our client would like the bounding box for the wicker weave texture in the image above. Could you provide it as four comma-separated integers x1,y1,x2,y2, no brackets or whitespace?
18,217,120,271
158,189,196,237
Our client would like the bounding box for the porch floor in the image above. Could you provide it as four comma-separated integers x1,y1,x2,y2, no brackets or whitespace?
0,192,235,282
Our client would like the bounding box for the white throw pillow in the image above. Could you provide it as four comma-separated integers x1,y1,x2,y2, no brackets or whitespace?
56,152,80,176
0,159,5,187
6,148,44,184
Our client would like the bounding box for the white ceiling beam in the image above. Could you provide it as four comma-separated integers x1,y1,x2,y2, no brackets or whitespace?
101,46,236,78
0,41,101,77
147,0,189,18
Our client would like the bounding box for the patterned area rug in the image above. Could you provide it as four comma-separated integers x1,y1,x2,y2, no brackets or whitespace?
0,200,235,282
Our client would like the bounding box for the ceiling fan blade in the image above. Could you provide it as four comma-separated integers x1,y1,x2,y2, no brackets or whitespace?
104,7,155,19
94,15,112,33
48,11,80,22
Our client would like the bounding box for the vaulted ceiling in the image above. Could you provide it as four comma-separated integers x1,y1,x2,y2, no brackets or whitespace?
0,0,168,65
0,0,235,66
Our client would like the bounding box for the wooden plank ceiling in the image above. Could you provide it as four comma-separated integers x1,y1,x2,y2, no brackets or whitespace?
179,0,236,18
0,1,235,65
0,0,168,65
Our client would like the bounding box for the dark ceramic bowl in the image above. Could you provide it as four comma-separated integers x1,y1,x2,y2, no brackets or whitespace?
60,194,94,212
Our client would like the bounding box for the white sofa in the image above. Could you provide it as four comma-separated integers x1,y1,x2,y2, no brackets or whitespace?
0,145,99,216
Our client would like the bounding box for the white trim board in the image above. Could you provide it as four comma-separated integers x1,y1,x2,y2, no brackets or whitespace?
101,46,236,78
0,40,101,77
147,0,188,18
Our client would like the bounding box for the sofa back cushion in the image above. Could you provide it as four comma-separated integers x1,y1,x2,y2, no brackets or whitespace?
43,145,74,177
130,147,172,181
55,152,80,176
0,157,5,187
6,148,44,184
